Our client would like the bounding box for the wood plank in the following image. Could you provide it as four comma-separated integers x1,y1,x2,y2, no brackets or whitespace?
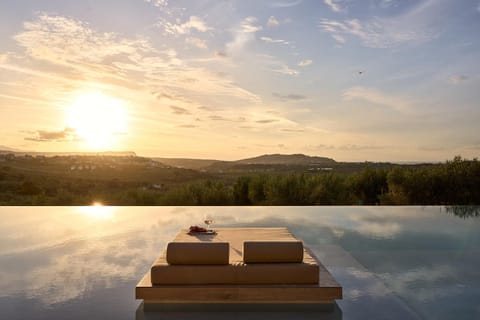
136,228,342,303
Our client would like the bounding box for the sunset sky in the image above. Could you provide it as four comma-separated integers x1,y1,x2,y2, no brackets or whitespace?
0,0,479,162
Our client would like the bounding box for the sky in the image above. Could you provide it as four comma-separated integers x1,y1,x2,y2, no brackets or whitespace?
0,0,479,162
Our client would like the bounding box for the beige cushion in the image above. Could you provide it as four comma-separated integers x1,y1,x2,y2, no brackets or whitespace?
151,263,318,285
166,242,229,265
151,228,319,285
243,240,303,263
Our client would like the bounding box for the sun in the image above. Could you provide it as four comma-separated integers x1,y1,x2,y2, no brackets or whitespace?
66,92,127,149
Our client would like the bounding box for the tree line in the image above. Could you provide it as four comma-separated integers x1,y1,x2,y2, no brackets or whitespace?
0,156,478,205
157,156,480,205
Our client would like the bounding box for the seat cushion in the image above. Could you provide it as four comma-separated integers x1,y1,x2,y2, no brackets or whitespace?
243,240,304,263
166,242,229,265
151,228,319,285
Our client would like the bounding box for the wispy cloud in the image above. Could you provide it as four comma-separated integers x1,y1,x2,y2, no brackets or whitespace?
298,59,312,67
273,92,306,101
144,0,168,7
319,18,435,48
378,0,397,9
260,36,289,45
312,143,386,151
319,0,444,48
170,105,191,115
24,128,78,142
267,16,280,27
343,86,410,112
272,63,299,76
241,16,262,33
15,15,148,65
185,37,207,49
161,16,211,35
226,17,261,53
324,0,346,13
270,0,303,8
256,119,279,124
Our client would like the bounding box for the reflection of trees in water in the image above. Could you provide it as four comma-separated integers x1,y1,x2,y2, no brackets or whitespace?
445,206,480,218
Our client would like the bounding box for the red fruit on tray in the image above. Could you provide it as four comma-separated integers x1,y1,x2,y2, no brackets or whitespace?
189,225,207,232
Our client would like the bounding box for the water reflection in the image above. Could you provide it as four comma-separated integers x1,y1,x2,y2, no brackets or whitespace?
136,302,343,320
74,203,116,220
445,206,480,218
0,206,479,320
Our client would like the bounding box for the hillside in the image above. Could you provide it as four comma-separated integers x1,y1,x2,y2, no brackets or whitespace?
236,154,336,165
0,150,137,157
203,154,337,173
152,157,220,170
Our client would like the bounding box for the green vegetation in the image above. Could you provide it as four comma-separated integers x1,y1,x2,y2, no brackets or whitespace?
0,154,478,205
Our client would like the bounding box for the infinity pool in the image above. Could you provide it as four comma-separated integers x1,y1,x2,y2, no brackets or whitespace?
0,206,479,319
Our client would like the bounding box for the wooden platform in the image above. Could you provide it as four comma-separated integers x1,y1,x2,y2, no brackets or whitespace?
136,228,342,305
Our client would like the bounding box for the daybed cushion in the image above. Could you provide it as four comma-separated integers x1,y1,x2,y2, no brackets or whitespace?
166,242,229,265
243,240,303,263
151,228,319,285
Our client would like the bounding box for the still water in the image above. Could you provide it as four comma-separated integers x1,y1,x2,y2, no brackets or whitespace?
0,206,479,319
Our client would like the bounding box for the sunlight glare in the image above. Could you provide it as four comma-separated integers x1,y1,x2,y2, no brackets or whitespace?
77,202,115,220
66,92,127,150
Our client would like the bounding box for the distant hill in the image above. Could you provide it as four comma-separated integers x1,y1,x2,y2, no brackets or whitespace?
0,150,137,157
0,145,27,153
202,154,337,172
152,158,220,170
152,154,336,171
235,154,336,165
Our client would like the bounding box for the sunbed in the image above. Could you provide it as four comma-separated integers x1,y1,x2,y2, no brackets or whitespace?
136,227,342,308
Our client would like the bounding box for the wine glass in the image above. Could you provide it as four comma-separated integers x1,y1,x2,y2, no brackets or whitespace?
204,216,214,231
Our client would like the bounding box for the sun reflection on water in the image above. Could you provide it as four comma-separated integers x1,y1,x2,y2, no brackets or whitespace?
76,202,115,220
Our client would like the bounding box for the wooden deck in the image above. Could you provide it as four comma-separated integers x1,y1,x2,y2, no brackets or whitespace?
136,228,342,305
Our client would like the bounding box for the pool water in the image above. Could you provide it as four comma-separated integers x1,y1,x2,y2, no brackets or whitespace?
0,206,479,319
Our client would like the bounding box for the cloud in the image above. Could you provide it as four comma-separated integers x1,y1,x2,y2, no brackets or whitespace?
311,143,386,151
281,128,305,132
170,105,191,115
256,119,279,124
338,144,386,151
297,59,312,67
14,14,148,65
15,14,260,105
449,75,468,84
331,34,346,44
378,0,397,9
208,115,246,122
319,1,444,48
24,128,77,142
185,37,207,49
343,86,410,112
267,16,280,27
162,16,211,35
270,0,303,8
324,0,346,13
270,62,299,76
145,0,168,7
226,17,262,53
273,92,306,101
260,36,289,45
241,16,262,33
